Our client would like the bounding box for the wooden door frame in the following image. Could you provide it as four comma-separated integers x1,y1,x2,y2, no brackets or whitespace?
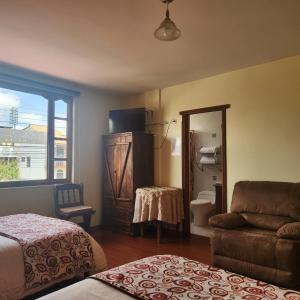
180,104,230,236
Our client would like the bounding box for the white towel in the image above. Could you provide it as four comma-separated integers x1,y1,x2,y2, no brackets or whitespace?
200,156,218,165
199,146,220,154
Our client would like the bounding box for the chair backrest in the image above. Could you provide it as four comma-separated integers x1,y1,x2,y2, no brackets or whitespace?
231,181,300,220
54,184,84,214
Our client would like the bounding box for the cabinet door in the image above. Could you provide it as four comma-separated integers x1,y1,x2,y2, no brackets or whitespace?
115,134,133,203
103,136,119,199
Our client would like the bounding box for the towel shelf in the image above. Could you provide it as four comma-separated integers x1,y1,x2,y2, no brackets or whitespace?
195,145,222,171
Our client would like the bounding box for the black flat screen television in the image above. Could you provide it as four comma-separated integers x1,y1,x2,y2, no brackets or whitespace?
109,107,145,134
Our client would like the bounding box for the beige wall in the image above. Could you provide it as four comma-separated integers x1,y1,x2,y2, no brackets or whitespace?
0,85,121,226
125,55,300,209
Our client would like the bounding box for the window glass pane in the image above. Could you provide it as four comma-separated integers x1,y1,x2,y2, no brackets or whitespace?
55,119,67,138
55,140,67,159
54,160,67,179
55,100,67,119
0,88,47,181
0,157,19,181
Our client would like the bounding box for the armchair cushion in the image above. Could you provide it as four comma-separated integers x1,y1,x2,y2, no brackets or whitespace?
231,181,300,220
240,213,293,231
277,222,300,240
209,213,246,229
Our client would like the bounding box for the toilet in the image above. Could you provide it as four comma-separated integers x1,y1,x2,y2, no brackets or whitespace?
190,191,215,226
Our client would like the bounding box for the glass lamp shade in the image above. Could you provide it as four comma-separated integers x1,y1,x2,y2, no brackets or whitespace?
154,16,181,41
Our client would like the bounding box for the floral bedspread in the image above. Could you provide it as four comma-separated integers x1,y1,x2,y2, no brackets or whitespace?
91,255,300,300
0,213,94,290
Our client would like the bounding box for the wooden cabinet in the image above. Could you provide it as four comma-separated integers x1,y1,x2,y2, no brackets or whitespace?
102,132,154,234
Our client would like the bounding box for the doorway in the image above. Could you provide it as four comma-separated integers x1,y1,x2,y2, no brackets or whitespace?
180,104,230,236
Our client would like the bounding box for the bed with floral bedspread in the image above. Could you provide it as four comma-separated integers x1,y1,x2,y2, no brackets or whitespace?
39,255,300,300
0,214,107,299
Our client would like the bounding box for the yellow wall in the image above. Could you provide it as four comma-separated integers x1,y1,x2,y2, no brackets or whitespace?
0,84,121,226
125,55,300,209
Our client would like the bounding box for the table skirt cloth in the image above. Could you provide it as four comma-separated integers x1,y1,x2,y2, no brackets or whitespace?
133,187,184,225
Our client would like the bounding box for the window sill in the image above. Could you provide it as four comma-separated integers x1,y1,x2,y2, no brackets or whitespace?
0,179,71,189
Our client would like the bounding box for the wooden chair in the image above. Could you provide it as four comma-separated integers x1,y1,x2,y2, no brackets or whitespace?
54,183,95,231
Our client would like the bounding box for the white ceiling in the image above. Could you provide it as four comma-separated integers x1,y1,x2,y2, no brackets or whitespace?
0,0,299,94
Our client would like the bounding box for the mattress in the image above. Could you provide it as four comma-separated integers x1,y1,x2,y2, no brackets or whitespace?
0,233,107,300
37,279,131,300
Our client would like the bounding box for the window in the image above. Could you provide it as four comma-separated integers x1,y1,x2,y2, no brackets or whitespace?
26,157,31,168
0,86,73,187
55,143,65,158
56,169,64,179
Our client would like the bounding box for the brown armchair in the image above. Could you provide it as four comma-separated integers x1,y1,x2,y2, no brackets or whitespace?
209,181,300,290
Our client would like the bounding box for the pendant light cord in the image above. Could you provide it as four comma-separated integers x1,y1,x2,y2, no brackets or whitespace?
166,3,170,18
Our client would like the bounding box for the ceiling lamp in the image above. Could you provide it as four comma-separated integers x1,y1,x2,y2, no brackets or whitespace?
154,0,181,41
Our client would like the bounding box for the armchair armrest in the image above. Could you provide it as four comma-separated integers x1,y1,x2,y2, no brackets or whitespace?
276,222,300,240
209,213,246,229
